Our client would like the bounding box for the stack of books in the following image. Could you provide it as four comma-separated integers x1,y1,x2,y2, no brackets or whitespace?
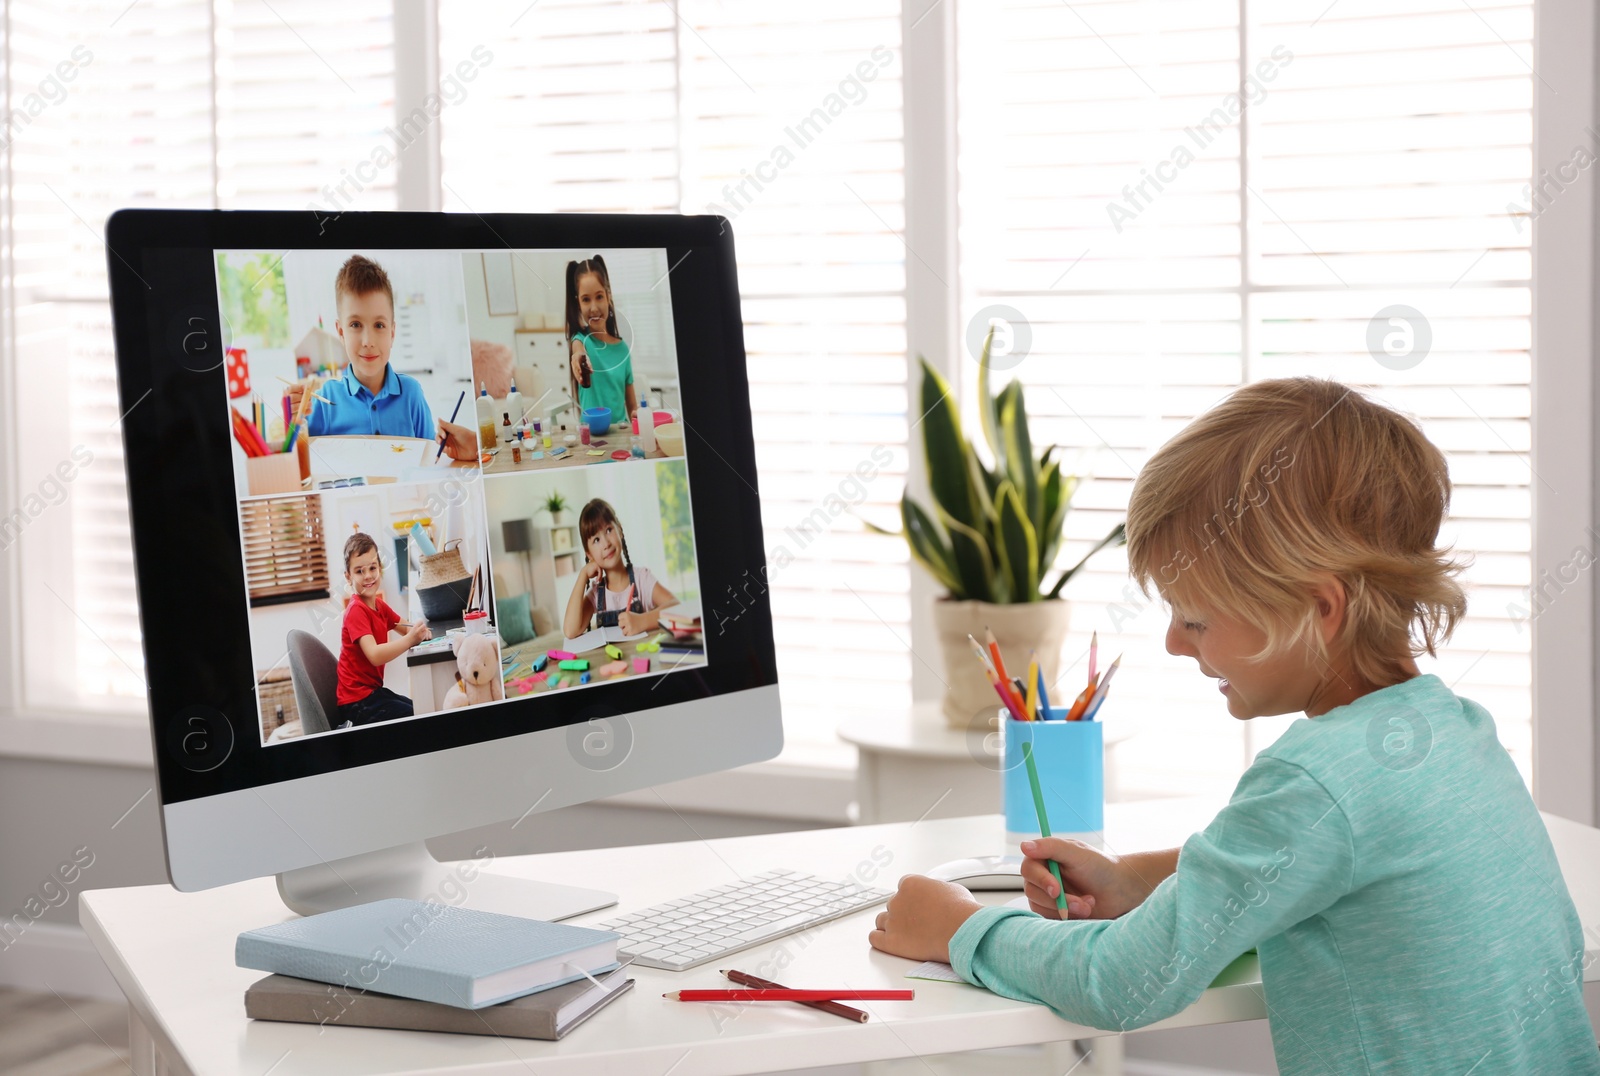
660,605,703,653
236,898,632,1040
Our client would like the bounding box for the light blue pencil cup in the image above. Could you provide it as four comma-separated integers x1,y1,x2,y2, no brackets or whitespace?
1001,711,1104,846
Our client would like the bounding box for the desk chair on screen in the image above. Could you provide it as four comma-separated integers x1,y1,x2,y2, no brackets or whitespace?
286,629,338,736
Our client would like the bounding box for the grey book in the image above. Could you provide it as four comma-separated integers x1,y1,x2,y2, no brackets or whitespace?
245,961,634,1040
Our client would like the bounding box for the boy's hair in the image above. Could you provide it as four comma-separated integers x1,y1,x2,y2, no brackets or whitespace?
564,256,618,341
577,498,631,568
334,255,394,315
1125,377,1467,688
343,531,380,576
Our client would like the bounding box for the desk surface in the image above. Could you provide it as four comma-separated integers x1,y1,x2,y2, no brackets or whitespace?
81,802,1600,1076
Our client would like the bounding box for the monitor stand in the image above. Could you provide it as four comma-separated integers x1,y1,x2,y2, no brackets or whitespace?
276,841,617,921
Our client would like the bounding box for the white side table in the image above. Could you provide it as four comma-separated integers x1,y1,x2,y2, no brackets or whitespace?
839,701,1128,825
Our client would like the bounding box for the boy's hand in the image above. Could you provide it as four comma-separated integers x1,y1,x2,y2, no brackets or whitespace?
867,875,984,964
436,419,479,462
285,377,319,420
409,621,431,644
1020,837,1146,920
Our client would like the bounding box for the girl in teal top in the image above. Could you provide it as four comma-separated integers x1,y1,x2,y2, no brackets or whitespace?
869,378,1600,1075
565,255,636,425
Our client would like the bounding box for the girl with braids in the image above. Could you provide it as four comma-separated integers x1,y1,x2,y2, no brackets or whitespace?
562,498,677,641
565,255,638,426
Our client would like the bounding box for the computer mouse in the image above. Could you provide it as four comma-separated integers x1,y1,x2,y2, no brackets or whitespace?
924,854,1026,890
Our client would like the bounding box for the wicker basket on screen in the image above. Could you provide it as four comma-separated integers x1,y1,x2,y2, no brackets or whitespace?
417,537,473,621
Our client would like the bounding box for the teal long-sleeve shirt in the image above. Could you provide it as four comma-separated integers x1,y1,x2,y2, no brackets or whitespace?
948,674,1600,1074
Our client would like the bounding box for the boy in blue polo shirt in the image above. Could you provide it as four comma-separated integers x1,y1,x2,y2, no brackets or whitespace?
290,255,477,460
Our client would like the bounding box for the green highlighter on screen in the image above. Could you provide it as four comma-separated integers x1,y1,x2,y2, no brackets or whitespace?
1021,739,1070,917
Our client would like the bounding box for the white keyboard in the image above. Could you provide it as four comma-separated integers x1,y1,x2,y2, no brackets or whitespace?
592,869,894,971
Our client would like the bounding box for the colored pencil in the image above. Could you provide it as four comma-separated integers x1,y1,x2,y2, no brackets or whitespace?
283,374,318,452
1036,666,1053,717
991,676,1028,722
1025,651,1040,720
436,388,467,461
971,632,1028,718
985,626,1010,683
1064,681,1096,721
664,989,913,1002
1088,631,1099,687
1082,655,1122,721
230,407,266,457
722,970,867,1023
967,634,996,676
1021,739,1070,916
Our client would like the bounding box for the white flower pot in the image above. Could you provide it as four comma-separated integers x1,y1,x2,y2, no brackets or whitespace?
931,598,1073,729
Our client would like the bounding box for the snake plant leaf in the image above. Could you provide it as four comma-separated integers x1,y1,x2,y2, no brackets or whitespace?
1038,460,1064,565
937,504,997,602
1045,521,1128,599
901,495,961,593
997,380,1040,528
918,356,985,534
994,482,1040,603
977,324,1006,477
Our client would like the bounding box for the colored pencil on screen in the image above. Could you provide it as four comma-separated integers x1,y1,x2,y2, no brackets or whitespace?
1088,631,1099,687
436,388,466,461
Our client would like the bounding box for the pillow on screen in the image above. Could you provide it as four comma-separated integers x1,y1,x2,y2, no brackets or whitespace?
498,592,535,646
530,605,554,637
471,338,515,398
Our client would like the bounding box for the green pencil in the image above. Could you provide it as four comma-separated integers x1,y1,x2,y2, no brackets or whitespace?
1021,739,1070,916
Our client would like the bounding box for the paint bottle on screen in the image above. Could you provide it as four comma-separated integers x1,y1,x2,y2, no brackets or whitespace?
475,382,497,456
637,397,655,454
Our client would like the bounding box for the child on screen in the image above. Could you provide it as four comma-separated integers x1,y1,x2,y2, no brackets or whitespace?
565,256,637,426
288,255,477,460
866,378,1600,1074
561,498,677,641
335,532,431,727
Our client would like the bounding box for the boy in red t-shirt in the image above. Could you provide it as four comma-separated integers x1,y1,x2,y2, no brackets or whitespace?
335,532,429,727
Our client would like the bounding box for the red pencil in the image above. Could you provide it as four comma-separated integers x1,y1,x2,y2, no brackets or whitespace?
664,989,914,1002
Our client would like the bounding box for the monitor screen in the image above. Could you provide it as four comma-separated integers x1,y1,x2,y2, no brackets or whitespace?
107,212,778,839
215,246,705,745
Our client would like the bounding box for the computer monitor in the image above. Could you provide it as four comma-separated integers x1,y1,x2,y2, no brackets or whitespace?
106,210,780,920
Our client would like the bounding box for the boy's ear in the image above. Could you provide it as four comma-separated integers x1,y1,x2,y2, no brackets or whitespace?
1310,576,1348,639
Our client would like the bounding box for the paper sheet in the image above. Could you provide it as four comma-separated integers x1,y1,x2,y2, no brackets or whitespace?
906,961,964,983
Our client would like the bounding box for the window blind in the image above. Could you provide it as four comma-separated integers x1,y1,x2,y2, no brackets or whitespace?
242,495,332,605
5,0,396,709
439,0,910,764
957,0,1534,795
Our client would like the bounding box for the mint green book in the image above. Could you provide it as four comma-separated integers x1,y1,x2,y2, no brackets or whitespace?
236,898,621,1010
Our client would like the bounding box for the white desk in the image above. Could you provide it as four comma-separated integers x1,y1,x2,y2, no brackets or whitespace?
82,802,1600,1076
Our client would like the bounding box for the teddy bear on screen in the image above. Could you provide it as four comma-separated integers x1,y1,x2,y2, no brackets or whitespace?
441,633,505,708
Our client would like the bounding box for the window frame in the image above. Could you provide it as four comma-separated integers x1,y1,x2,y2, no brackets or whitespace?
0,2,1592,831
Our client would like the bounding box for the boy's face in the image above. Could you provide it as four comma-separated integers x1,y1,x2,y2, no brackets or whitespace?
346,548,383,597
336,289,395,383
1164,602,1322,720
577,272,610,335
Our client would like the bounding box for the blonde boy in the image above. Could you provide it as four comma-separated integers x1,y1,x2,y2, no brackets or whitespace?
869,379,1600,1073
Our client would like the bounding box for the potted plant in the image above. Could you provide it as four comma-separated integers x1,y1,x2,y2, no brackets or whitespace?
879,330,1125,728
545,491,570,528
